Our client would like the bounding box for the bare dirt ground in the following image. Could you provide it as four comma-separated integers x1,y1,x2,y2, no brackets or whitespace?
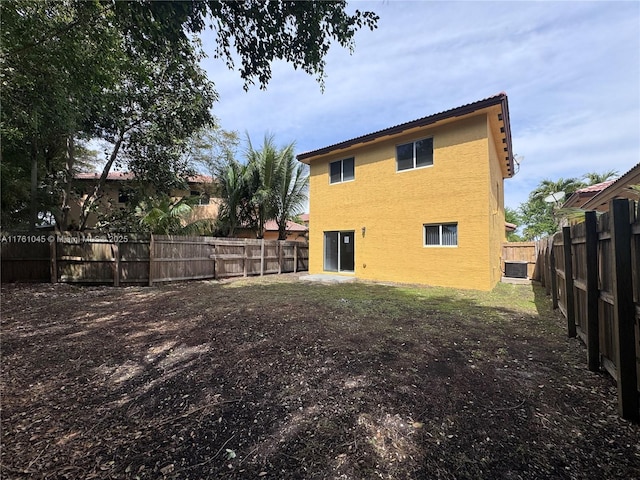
1,275,639,479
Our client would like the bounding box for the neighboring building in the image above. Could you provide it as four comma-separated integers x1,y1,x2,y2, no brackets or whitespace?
562,163,640,212
562,181,616,210
298,213,310,227
236,219,309,242
297,93,514,291
70,172,218,229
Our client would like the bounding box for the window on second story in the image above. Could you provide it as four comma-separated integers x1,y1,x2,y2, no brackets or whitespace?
424,223,458,247
396,137,433,171
329,157,355,184
191,190,210,206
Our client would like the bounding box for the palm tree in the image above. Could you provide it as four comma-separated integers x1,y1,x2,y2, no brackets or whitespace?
138,195,211,235
530,177,585,203
272,142,309,240
245,134,280,238
215,160,248,236
583,170,619,186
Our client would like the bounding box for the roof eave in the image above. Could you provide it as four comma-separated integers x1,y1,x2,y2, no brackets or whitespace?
297,93,514,178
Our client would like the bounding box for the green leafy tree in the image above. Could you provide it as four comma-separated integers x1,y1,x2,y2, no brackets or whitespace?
519,177,585,240
2,0,377,231
188,122,241,178
113,1,379,89
1,0,122,229
505,206,523,242
583,170,619,185
138,196,212,235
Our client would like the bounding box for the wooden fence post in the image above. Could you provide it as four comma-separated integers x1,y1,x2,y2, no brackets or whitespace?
610,199,639,421
585,211,600,371
113,241,120,287
550,237,558,309
243,243,248,277
278,241,283,274
563,227,576,337
294,242,298,273
148,234,154,286
260,239,265,276
212,241,217,280
545,238,552,296
49,235,58,283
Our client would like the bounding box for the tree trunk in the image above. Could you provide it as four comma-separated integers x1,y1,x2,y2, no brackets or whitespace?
79,132,124,230
29,135,38,232
58,135,75,231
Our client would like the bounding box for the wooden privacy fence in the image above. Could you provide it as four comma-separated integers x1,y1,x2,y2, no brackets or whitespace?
537,198,639,422
502,241,537,279
1,233,308,286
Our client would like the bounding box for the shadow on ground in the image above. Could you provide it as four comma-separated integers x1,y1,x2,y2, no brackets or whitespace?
1,278,638,479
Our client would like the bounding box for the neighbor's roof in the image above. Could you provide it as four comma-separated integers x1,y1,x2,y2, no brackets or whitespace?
264,220,308,232
75,172,213,183
578,162,640,211
562,180,616,209
296,92,514,177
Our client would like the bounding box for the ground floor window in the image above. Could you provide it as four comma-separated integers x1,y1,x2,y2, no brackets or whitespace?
324,231,355,272
424,223,458,246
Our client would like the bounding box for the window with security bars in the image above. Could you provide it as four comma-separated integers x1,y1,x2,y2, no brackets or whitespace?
424,223,458,246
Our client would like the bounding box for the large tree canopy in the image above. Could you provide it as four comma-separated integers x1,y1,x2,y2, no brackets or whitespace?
113,0,379,89
1,0,378,230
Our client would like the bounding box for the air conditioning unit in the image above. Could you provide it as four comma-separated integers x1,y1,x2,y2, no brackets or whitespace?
504,261,528,279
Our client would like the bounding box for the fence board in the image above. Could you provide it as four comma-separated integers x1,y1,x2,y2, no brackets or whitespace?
537,199,640,422
1,238,50,282
502,242,537,278
609,199,639,420
1,233,308,286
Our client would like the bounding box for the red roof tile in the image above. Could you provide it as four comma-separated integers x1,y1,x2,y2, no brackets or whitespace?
264,220,308,232
74,172,213,183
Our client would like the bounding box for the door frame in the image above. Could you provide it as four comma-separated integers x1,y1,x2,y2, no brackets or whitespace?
323,230,355,273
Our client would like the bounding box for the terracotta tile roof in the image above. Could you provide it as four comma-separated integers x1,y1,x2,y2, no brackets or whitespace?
264,220,308,232
299,213,309,222
575,180,615,193
74,172,213,183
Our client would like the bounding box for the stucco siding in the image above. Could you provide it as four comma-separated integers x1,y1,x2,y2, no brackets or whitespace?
309,114,498,290
487,118,507,286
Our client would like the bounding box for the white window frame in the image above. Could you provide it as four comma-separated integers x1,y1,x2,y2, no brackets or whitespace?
329,157,355,184
396,137,434,172
423,223,458,247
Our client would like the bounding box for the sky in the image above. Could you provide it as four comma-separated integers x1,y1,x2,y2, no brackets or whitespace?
199,0,640,211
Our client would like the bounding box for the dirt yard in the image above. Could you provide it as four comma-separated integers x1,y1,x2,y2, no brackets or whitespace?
1,276,639,479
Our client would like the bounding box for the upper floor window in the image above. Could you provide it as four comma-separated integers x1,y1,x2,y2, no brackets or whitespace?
396,138,433,171
191,190,210,206
424,223,457,247
329,157,355,184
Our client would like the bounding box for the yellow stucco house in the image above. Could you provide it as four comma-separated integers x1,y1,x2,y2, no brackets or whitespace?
296,93,514,291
